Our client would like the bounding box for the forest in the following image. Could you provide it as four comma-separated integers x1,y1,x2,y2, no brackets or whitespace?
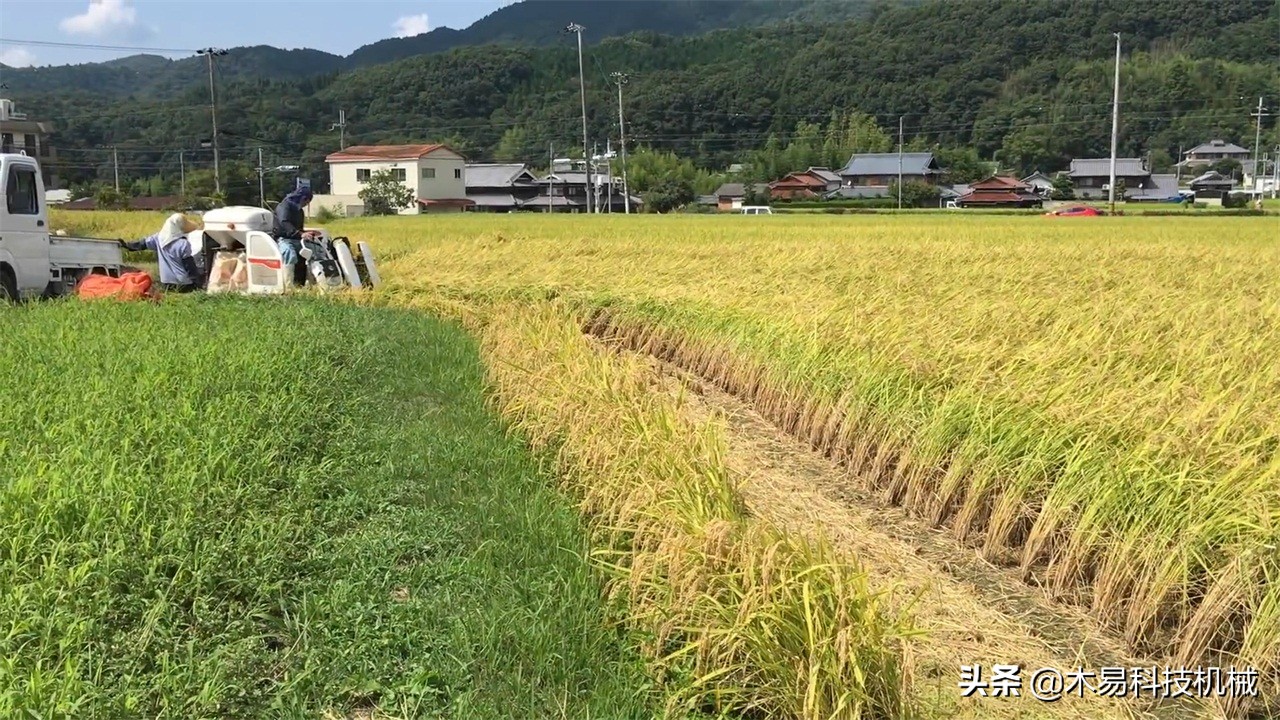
9,0,1277,198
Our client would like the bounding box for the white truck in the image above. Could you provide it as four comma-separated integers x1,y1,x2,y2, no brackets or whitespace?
0,152,124,301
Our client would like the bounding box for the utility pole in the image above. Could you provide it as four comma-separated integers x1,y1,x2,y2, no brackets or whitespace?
1107,32,1121,215
592,142,600,213
547,143,552,214
112,146,119,191
1273,145,1280,199
611,71,630,214
1250,97,1269,195
197,48,228,196
180,150,186,196
331,108,347,150
257,147,266,208
566,23,591,214
896,116,904,210
1175,143,1183,185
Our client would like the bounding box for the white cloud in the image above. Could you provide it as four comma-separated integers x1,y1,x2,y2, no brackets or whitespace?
393,13,430,38
59,0,143,37
0,47,37,68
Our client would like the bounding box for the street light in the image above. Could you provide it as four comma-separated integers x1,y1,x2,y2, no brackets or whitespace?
565,22,590,214
197,47,228,196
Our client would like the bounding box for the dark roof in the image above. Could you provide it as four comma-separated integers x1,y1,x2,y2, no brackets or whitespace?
969,175,1033,191
542,172,619,186
1188,171,1234,186
958,189,1043,205
1128,174,1181,201
714,182,769,197
839,152,939,177
1068,158,1149,178
521,195,583,208
416,198,475,207
1186,140,1249,156
465,163,538,188
824,186,891,199
808,167,842,184
467,192,522,207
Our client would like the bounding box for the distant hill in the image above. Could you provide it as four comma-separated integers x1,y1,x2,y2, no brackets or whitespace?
344,0,889,67
10,0,1278,197
0,0,890,98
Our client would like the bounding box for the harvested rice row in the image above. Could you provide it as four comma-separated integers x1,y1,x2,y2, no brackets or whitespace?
577,304,1280,720
372,292,920,719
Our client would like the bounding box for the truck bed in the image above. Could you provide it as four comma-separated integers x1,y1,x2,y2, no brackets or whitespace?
49,236,125,270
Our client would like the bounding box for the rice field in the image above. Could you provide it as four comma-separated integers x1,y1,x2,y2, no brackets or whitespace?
329,212,1278,716
0,296,663,718
41,209,1280,717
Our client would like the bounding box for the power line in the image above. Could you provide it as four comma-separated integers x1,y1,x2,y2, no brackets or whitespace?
0,37,197,54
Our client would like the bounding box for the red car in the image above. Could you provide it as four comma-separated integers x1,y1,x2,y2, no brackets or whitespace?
1045,205,1102,217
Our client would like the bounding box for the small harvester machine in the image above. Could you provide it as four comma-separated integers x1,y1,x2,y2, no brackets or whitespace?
194,206,382,294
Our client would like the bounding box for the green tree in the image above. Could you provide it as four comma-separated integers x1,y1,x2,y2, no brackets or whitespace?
1212,158,1242,179
93,186,130,210
359,169,415,215
887,180,941,208
642,178,694,213
936,147,988,184
1050,173,1075,200
494,126,535,162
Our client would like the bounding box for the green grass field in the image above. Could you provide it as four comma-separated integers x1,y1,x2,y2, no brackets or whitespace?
0,296,658,719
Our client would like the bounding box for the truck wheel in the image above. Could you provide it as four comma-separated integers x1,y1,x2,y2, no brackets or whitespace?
0,267,18,305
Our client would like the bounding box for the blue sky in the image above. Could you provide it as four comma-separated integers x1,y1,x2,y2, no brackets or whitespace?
0,0,516,68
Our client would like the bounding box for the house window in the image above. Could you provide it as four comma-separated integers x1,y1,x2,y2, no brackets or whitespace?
421,167,436,179
391,168,406,182
356,168,372,182
6,166,39,216
454,168,461,180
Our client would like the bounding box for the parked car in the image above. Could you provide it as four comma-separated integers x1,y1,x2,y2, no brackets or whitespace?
1045,205,1101,217
739,205,773,215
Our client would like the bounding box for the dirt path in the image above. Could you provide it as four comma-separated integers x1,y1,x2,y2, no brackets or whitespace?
618,348,1207,720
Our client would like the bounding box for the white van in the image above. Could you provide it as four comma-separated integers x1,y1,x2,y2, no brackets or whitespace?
740,205,773,215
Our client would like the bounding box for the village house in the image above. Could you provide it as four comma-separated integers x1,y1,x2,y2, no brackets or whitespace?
1020,171,1056,197
527,159,638,213
1126,174,1182,203
768,167,842,201
837,152,943,187
956,175,1044,208
1066,157,1151,199
464,163,542,213
1188,170,1236,201
712,182,770,211
0,98,58,189
1179,140,1251,170
314,143,473,216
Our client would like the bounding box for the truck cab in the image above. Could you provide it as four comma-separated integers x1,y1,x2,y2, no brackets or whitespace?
0,152,123,300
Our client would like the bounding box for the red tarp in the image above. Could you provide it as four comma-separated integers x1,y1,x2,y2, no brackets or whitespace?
76,272,159,302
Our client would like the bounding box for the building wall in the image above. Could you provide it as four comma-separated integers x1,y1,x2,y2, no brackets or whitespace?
415,150,466,203
329,160,418,199
327,149,466,216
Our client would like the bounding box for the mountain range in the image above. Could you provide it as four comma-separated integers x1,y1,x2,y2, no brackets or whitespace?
0,0,893,98
2,0,1276,197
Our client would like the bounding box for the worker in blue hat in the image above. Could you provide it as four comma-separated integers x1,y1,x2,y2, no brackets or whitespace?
273,186,313,283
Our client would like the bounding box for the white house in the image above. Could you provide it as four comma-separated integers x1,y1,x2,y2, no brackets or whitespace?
313,144,474,216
